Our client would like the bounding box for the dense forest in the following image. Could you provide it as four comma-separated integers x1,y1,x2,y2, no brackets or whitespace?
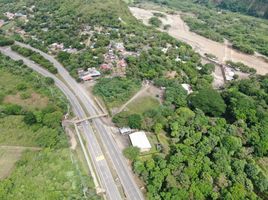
196,0,268,19
0,0,268,199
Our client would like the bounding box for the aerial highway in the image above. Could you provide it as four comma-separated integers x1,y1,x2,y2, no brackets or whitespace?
2,42,144,200
0,46,122,200
15,42,144,200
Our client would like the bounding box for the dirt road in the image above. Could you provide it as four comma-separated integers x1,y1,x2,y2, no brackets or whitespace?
129,7,268,75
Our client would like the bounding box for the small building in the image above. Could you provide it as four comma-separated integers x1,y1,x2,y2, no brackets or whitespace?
0,20,5,28
119,127,132,135
81,74,93,81
225,67,235,81
129,131,152,152
181,83,193,95
100,63,112,70
175,56,181,62
4,12,15,20
80,67,101,81
50,43,64,50
87,67,101,77
117,59,127,68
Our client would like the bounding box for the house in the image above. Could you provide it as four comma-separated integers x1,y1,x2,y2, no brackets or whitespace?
225,67,235,81
119,127,132,135
181,83,193,95
50,43,64,50
129,131,152,152
100,63,112,70
161,47,168,54
117,59,127,68
87,67,101,77
175,56,181,62
81,74,93,81
114,42,125,52
0,20,5,28
4,12,15,20
79,67,101,81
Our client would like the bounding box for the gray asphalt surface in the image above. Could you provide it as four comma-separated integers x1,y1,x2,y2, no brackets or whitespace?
0,46,122,200
15,42,144,200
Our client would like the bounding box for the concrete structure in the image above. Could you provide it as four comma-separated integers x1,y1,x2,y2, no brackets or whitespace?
0,20,5,28
129,131,151,152
4,12,15,20
119,127,132,135
79,67,101,81
181,83,193,95
225,67,235,81
87,67,101,77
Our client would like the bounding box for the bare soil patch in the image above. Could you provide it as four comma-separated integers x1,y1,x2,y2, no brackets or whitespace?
0,147,25,179
4,92,49,109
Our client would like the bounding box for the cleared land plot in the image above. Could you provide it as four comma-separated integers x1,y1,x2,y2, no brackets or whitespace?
0,69,48,109
0,148,24,180
4,92,48,110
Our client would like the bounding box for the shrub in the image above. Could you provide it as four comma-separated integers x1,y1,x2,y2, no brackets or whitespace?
149,17,162,27
0,36,14,46
128,114,142,129
123,146,140,161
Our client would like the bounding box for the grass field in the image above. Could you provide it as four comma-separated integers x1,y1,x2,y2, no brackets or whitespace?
0,115,41,146
0,148,100,200
0,70,24,95
125,96,160,115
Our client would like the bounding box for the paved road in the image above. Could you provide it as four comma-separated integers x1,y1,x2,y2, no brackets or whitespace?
15,42,144,200
0,46,122,200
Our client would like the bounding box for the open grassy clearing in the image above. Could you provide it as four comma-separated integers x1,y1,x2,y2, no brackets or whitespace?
257,157,268,176
0,70,25,95
0,115,44,146
125,96,160,115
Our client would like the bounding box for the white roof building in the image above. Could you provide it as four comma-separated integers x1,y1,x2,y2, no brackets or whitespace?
129,131,151,152
182,83,193,95
119,127,132,135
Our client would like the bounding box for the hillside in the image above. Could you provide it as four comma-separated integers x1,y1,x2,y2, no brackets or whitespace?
195,0,268,18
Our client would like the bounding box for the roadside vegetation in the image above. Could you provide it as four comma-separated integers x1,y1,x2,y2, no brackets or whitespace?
0,36,14,46
11,44,58,74
0,53,99,199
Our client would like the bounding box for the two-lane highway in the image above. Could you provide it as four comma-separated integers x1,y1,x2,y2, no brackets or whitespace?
0,46,122,200
15,42,144,200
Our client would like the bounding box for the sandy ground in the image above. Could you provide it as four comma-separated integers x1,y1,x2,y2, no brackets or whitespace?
129,7,268,75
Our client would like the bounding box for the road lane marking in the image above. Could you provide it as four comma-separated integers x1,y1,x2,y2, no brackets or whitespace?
96,155,105,161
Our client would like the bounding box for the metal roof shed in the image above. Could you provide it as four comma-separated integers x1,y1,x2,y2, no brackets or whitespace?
129,131,152,152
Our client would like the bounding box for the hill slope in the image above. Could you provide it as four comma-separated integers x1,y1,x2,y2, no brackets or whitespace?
196,0,268,18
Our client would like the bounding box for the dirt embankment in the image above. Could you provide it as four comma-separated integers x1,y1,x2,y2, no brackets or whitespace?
129,7,268,75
